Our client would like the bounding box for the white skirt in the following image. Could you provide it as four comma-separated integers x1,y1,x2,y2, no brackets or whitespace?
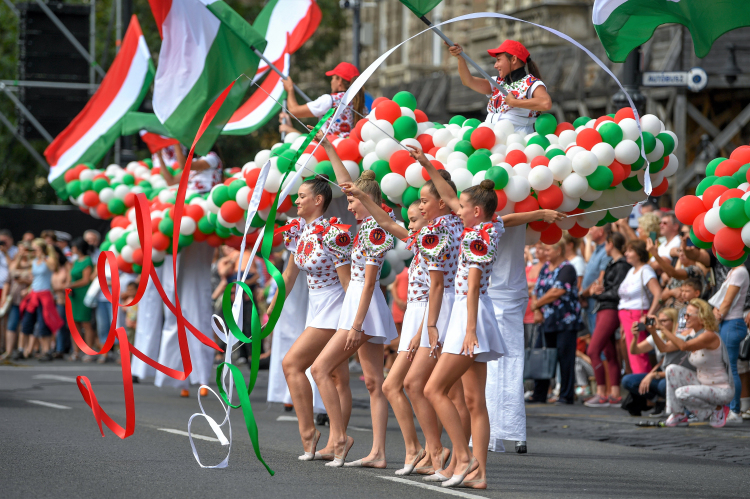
442,294,507,362
419,288,456,349
338,280,399,344
305,283,346,330
397,301,427,352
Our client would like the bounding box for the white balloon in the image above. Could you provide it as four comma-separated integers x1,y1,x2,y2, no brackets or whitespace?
566,145,584,160
577,216,596,229
125,161,140,173
381,173,408,197
405,162,427,187
572,151,598,176
121,245,134,263
445,161,468,173
524,144,545,162
581,185,603,201
399,107,415,120
615,140,640,165
497,200,515,216
610,204,634,219
513,162,532,179
494,119,515,138
107,227,125,243
99,187,114,204
451,168,474,191
505,176,531,202
704,206,725,234
556,217,576,230
375,139,401,161
281,171,303,194
126,231,141,249
291,136,307,151
179,217,196,235
380,267,397,285
472,171,487,186
435,147,451,164
114,184,130,200
498,162,515,179
528,165,554,191
558,129,577,148
242,161,257,174
265,166,283,193
546,134,559,145
640,114,662,136
371,120,396,142
561,173,589,198
506,133,524,147
525,227,541,245
549,155,573,181
343,160,361,181
236,186,251,210
585,119,597,128
79,169,96,182
741,221,750,247
362,151,380,170
433,128,454,147
491,144,507,155
446,138,460,151
662,154,679,177
523,132,538,145
619,118,640,141
490,153,506,165
385,250,406,274
255,149,271,167
558,193,579,212
646,139,665,162
493,130,507,145
591,142,615,166
359,140,377,157
664,130,679,150
507,142,525,153
447,151,469,164
401,138,421,151
417,122,434,135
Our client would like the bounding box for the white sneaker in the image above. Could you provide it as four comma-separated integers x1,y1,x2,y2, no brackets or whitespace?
726,410,744,424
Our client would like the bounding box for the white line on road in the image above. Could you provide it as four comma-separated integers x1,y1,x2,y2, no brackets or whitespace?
348,426,372,432
32,374,77,383
276,415,298,422
378,476,483,498
27,400,71,410
158,428,220,442
275,416,371,432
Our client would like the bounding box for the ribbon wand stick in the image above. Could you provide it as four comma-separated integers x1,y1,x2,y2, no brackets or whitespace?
251,47,314,103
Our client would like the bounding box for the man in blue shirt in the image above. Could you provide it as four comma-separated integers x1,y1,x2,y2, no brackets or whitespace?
580,225,611,333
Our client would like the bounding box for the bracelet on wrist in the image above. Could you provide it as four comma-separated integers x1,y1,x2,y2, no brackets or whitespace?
428,325,437,328
352,326,363,333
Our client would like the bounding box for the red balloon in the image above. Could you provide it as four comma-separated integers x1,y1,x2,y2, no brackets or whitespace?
193,230,207,243
185,204,205,221
714,227,744,259
374,99,401,123
79,205,90,215
702,185,729,210
530,156,550,168
614,107,635,123
371,96,389,109
414,109,429,123
568,223,589,238
336,138,360,162
428,147,440,157
515,195,540,213
82,190,99,207
555,122,575,134
352,119,367,142
206,234,223,247
223,177,235,186
529,220,550,231
494,189,507,212
660,155,670,171
540,224,563,244
730,145,750,165
258,190,274,211
505,150,527,166
389,150,413,176
111,215,130,229
716,159,742,177
675,195,706,225
430,159,444,171
608,160,626,186
220,200,243,224
64,168,80,183
620,162,632,179
152,232,170,251
651,178,669,197
576,129,602,150
719,189,744,205
278,195,293,213
470,127,496,150
594,116,615,128
312,143,328,162
537,185,563,209
124,192,137,208
93,173,109,181
272,231,284,248
96,204,112,219
132,248,144,266
693,212,714,243
244,168,261,187
417,133,434,152
116,255,133,274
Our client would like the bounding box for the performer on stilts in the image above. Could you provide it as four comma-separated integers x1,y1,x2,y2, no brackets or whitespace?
269,176,353,461
153,148,222,398
310,135,398,468
449,40,563,453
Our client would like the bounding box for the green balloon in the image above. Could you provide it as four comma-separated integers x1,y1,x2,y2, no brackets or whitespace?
733,164,750,184
485,166,509,190
371,160,392,182
401,206,410,222
227,179,245,200
250,212,265,228
393,116,418,141
622,176,643,192
230,227,243,236
467,154,492,175
689,228,713,249
631,155,646,171
433,123,445,129
198,216,215,234
108,198,126,215
527,134,551,150
122,173,135,185
649,158,665,173
657,132,675,156
393,91,418,111
142,158,153,168
546,148,565,160
463,118,482,128
705,157,726,177
696,175,717,196
449,115,466,126
588,165,614,190
132,264,143,274
638,132,656,154
534,114,557,136
215,224,232,238
573,117,592,128
714,176,740,189
462,128,475,141
159,217,174,237
381,259,392,278
314,160,336,181
138,180,152,191
578,199,594,209
66,180,82,198
474,148,492,157
115,234,128,252
178,234,193,249
599,122,624,147
717,253,748,267
719,198,748,228
277,149,297,172
211,184,230,206
454,140,475,156
100,241,111,251
153,259,164,268
80,179,92,192
745,197,750,220
401,186,419,207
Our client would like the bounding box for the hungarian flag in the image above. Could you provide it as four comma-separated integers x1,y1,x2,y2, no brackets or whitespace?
222,0,321,135
594,0,750,62
148,0,266,154
139,131,179,154
399,0,443,18
44,16,154,190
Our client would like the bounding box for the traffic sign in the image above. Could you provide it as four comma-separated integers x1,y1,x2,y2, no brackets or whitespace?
641,68,707,92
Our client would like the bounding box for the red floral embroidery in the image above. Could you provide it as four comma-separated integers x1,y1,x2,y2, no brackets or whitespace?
369,228,386,246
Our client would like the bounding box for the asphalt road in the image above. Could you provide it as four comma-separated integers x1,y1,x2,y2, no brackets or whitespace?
2,359,750,499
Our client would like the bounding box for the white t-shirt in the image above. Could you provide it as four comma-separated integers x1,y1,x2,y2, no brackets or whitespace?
655,235,681,261
569,255,586,277
487,224,527,301
618,265,658,310
187,152,221,194
307,94,335,118
723,266,749,320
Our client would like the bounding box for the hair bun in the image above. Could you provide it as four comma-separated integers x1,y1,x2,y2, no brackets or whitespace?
438,170,452,182
479,179,496,191
359,170,376,181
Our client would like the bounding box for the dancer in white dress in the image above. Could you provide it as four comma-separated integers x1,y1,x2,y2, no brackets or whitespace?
269,175,353,460
311,137,398,468
423,173,507,490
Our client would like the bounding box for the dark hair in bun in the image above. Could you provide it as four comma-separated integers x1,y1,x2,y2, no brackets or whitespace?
302,174,333,211
462,179,498,216
423,170,457,199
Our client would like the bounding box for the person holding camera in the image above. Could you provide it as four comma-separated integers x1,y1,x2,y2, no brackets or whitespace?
662,299,734,427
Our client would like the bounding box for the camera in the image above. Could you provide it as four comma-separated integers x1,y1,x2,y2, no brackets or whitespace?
636,322,647,333
646,317,655,327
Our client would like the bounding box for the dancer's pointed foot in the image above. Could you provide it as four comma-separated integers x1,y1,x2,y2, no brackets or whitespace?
325,436,354,467
459,469,487,489
298,429,321,461
442,456,478,488
395,448,426,475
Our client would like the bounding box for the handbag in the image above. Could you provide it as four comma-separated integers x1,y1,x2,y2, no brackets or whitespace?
524,326,558,380
740,329,750,361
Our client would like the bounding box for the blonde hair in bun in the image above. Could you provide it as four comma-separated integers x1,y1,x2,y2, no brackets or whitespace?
354,169,381,203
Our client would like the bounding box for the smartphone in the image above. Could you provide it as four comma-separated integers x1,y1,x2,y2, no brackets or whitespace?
649,231,658,242
646,317,655,327
685,238,695,247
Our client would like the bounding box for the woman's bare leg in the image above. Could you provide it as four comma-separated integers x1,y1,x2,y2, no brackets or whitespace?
355,341,388,465
282,327,335,452
461,362,488,487
383,351,423,464
317,360,352,456
448,379,472,442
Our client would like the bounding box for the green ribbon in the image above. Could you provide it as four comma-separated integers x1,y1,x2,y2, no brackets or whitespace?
215,109,335,475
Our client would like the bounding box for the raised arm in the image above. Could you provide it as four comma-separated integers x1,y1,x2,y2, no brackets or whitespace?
282,77,316,118
662,328,720,352
646,238,686,279
340,182,409,240
317,131,352,184
408,146,460,213
448,44,492,95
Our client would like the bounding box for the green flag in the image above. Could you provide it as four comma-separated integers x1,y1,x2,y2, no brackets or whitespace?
593,0,750,62
121,112,171,137
399,0,443,18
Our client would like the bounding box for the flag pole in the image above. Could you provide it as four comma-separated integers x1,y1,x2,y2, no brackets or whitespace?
251,47,313,103
417,15,507,96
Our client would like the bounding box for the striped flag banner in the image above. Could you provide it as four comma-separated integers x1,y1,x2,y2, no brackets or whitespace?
44,16,154,190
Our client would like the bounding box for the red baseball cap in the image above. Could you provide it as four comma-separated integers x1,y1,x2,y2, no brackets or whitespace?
325,62,360,82
487,40,530,63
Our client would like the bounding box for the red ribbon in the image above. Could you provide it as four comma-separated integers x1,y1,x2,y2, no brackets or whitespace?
403,231,419,251
313,217,351,238
274,218,301,236
461,222,493,245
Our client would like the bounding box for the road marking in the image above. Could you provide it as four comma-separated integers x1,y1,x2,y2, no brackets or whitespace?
33,374,77,383
276,415,298,422
158,428,220,442
378,476,483,498
349,426,372,432
27,400,71,410
275,416,372,432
